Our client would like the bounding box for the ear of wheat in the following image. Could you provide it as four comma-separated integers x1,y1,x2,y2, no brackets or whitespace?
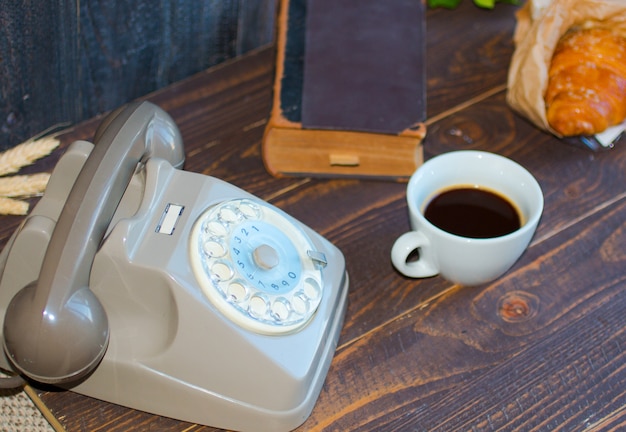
0,196,30,215
0,173,51,197
0,136,59,215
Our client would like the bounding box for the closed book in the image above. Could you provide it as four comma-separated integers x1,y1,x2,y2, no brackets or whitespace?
262,0,427,180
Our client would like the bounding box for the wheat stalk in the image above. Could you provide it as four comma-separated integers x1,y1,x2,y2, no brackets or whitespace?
0,196,29,215
0,135,60,216
0,136,59,177
0,173,50,197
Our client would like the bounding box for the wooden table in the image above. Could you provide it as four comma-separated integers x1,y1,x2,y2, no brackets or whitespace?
2,2,625,430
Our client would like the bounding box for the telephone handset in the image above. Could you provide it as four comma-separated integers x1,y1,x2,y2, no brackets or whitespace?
3,102,185,384
0,102,348,431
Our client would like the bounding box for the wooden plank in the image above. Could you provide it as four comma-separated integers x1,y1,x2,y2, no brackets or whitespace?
236,0,277,54
0,0,276,150
0,0,79,151
300,197,626,431
76,0,242,114
268,90,626,344
2,2,625,431
424,2,519,117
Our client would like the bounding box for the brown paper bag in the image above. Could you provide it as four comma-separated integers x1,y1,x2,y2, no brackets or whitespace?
506,0,626,137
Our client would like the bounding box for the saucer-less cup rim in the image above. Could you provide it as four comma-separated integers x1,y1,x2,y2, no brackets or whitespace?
408,150,543,244
392,150,544,285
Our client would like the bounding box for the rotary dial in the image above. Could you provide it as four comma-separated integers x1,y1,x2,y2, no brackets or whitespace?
189,198,326,334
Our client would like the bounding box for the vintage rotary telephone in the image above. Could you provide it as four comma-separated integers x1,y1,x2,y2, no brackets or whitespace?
0,102,349,431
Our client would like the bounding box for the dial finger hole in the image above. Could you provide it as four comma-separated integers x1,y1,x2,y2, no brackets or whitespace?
219,206,239,223
203,238,226,258
271,298,291,321
227,281,248,303
239,201,262,219
291,293,309,316
205,221,228,237
303,278,321,300
249,295,269,318
211,261,233,281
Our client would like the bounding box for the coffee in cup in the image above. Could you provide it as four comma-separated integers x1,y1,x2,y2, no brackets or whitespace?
391,150,543,286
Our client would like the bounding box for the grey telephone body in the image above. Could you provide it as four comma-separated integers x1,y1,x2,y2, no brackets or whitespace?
0,102,349,432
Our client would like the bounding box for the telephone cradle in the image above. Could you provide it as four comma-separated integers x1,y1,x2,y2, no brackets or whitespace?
0,102,349,431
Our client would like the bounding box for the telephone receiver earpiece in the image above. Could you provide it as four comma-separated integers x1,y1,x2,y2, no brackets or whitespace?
2,101,184,384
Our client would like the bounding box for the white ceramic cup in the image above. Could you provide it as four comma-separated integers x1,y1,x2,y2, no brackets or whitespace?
391,150,543,286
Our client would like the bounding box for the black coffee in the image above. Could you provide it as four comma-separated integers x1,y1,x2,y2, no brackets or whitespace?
424,187,521,238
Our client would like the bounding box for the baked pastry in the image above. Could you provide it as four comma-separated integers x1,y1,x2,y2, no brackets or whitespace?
545,26,626,136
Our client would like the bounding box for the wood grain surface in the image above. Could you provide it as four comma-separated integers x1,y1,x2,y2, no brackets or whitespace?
0,2,625,431
0,0,275,150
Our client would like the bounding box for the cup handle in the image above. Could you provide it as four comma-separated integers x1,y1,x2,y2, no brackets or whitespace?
391,231,439,278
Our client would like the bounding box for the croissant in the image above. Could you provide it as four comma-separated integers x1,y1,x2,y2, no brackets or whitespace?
545,27,626,136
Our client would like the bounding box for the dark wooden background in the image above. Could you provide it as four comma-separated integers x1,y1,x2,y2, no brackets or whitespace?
0,0,276,151
1,0,625,430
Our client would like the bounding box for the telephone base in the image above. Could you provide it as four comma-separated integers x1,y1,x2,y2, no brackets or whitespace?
0,124,348,431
